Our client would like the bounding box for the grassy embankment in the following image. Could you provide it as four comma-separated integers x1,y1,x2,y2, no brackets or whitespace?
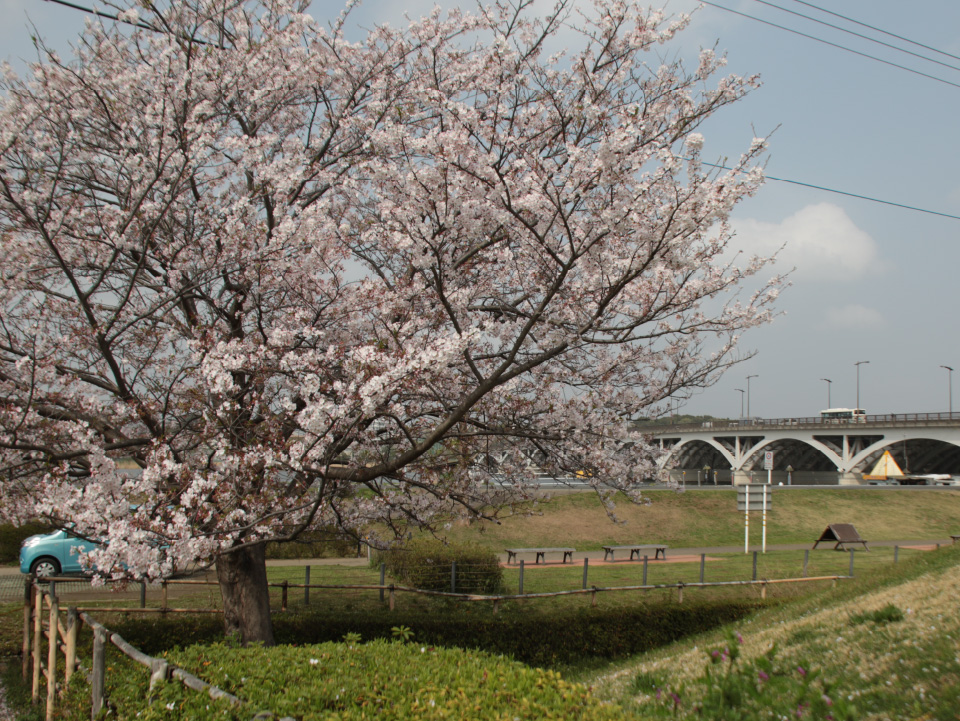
432,487,960,550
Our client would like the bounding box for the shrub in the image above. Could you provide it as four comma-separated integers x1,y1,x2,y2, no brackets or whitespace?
60,640,625,720
378,537,503,594
0,521,53,564
263,528,360,560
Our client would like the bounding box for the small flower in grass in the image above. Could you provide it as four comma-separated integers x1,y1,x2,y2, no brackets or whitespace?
670,692,681,708
736,632,743,644
757,670,769,683
821,694,833,706
797,665,806,677
309,658,319,666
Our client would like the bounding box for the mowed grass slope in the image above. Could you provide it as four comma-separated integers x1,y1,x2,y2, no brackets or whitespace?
435,489,960,550
589,542,960,720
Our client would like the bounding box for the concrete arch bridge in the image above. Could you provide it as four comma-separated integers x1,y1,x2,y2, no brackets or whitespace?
648,413,960,485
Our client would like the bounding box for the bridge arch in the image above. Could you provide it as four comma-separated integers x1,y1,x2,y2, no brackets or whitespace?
849,435,960,474
740,438,841,472
662,438,735,469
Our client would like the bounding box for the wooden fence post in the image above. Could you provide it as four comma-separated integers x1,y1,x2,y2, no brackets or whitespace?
760,581,767,600
140,581,146,609
699,554,705,583
642,556,648,586
582,558,589,590
379,564,386,603
161,581,168,613
752,551,758,581
803,549,809,578
894,545,899,563
22,580,32,681
518,560,524,596
450,562,456,594
65,608,78,687
677,582,683,604
91,626,106,719
46,593,59,721
388,585,395,611
32,585,42,704
281,581,288,612
304,566,310,606
848,549,854,577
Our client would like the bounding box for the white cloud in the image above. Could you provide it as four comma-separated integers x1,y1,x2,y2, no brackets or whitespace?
730,203,883,281
824,304,885,330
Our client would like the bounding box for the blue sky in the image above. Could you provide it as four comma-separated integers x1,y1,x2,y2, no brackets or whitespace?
3,0,959,419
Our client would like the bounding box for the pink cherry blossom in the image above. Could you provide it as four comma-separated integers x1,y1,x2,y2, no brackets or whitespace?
0,0,779,644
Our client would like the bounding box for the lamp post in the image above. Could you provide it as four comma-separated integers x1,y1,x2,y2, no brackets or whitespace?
820,378,832,409
854,361,869,410
735,388,745,419
746,375,758,418
941,365,954,415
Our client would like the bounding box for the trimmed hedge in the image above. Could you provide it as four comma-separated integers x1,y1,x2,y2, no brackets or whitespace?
0,521,52,564
378,537,504,594
62,639,625,720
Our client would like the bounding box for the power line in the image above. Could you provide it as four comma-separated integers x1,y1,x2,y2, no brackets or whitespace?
748,0,960,75
702,161,960,222
41,0,218,47
789,0,960,64
699,0,960,91
36,0,960,223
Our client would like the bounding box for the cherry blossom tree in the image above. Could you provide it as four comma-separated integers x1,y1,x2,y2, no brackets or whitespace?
0,0,780,644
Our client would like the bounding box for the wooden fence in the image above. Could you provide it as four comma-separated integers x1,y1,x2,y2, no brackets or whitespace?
21,568,849,720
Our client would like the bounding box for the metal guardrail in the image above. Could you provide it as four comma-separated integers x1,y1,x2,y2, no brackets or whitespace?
645,411,960,433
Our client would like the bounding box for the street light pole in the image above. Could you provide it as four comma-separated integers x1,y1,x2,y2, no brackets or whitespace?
746,375,758,418
820,378,832,409
735,388,745,419
941,365,954,415
854,361,869,410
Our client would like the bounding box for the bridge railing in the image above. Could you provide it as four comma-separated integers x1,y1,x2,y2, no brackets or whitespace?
645,411,960,433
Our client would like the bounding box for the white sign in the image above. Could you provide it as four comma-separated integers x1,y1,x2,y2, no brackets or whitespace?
763,451,774,470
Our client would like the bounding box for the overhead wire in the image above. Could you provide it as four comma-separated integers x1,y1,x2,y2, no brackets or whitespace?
701,162,960,222
789,0,960,64
35,0,960,223
698,0,960,91
747,0,960,75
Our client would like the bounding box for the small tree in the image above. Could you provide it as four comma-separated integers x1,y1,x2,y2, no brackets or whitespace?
0,0,779,644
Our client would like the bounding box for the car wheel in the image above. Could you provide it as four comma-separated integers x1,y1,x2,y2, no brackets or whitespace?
30,557,61,578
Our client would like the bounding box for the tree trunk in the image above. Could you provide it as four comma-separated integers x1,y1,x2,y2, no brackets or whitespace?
216,542,275,646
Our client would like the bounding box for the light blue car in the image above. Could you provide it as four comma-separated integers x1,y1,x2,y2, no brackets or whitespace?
19,529,99,577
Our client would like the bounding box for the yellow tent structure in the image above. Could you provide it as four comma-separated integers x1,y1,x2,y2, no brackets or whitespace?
862,450,904,480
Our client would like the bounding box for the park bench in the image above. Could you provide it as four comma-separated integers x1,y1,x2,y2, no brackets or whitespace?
602,544,668,561
504,547,575,565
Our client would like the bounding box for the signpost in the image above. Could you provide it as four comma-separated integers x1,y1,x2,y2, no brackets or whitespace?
762,452,774,553
737,483,774,554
